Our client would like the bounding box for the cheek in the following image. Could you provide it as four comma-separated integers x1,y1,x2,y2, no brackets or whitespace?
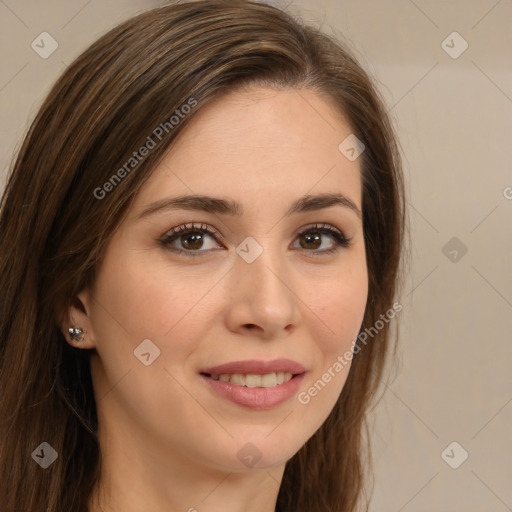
299,259,368,408
308,258,368,353
88,254,218,438
91,252,220,343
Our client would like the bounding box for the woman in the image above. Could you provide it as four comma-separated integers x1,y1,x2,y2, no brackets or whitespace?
0,1,406,511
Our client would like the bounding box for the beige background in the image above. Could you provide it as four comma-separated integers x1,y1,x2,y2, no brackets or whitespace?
1,1,511,511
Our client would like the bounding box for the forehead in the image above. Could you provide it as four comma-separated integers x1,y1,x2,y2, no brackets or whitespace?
132,86,362,213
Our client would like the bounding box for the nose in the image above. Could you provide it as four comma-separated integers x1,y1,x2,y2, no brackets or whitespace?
224,241,301,339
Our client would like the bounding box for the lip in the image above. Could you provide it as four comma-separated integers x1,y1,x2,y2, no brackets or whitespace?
199,359,306,410
200,372,305,410
200,358,306,376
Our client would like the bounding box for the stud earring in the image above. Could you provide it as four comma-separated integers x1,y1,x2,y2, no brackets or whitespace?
68,327,86,343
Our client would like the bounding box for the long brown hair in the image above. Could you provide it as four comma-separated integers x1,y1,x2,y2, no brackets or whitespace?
0,1,406,511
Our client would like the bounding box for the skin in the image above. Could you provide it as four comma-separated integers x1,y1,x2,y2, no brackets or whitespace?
62,86,368,512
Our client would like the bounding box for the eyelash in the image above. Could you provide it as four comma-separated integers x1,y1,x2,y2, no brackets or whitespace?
158,222,351,258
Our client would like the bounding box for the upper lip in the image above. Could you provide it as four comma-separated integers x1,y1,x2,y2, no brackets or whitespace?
200,359,306,375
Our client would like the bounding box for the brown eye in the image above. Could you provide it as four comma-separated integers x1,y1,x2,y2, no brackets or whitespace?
160,223,224,258
180,232,207,250
298,231,322,250
292,224,351,256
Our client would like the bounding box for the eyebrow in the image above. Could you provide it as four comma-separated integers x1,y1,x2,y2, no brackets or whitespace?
138,192,362,220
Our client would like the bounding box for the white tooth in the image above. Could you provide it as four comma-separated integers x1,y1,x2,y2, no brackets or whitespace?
245,374,262,387
230,374,246,386
261,373,277,387
215,372,292,387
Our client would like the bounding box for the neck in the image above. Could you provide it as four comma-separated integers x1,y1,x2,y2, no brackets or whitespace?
87,408,285,512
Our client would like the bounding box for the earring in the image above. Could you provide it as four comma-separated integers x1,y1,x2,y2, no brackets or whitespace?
68,327,86,343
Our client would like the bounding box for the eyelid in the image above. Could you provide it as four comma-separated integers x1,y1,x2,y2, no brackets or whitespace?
161,222,225,244
298,222,345,237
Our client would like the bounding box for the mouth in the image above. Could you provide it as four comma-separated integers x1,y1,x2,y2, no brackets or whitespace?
199,359,306,409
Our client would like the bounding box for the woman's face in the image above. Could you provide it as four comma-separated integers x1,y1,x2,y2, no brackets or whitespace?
76,86,368,474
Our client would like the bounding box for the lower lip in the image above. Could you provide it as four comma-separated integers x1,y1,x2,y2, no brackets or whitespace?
200,373,305,410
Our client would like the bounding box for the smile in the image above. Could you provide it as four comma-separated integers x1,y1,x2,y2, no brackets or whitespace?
199,359,306,409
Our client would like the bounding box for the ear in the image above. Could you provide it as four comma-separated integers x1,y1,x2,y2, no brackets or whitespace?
57,288,97,350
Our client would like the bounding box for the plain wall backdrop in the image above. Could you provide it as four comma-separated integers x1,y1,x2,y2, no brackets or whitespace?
1,1,511,511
